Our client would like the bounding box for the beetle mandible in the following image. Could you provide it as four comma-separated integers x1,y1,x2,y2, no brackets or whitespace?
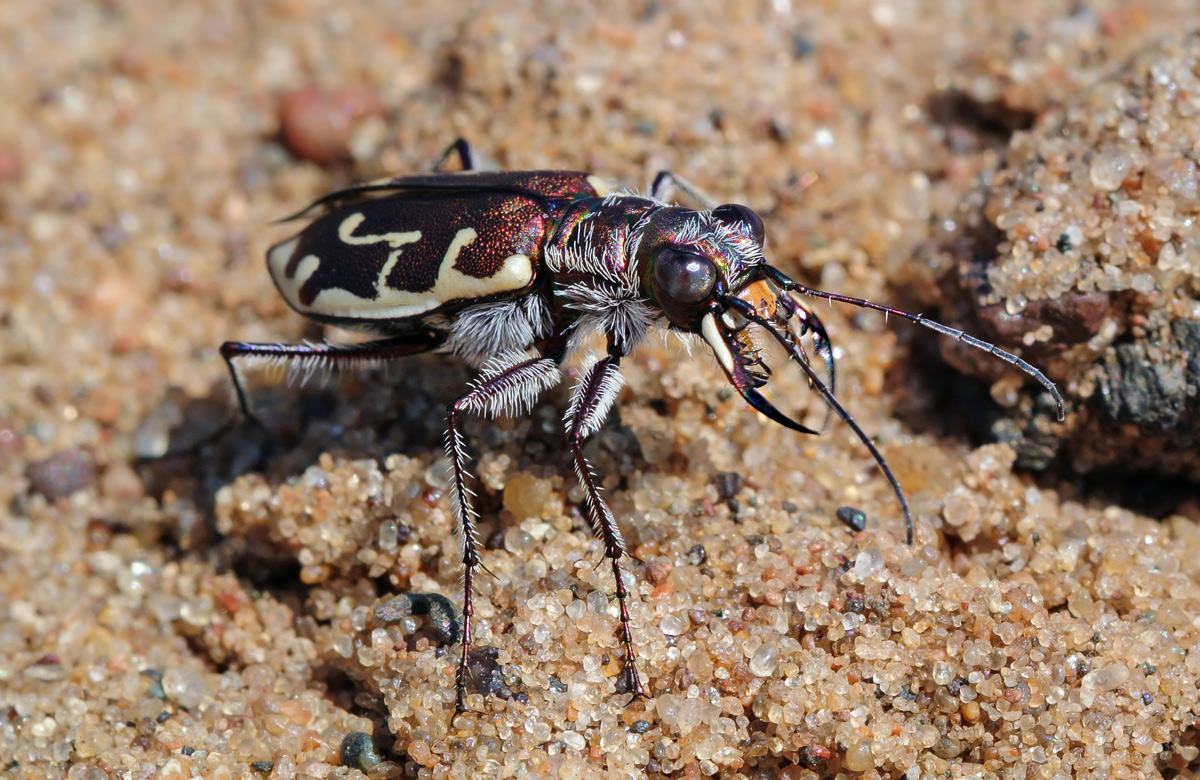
221,140,1064,710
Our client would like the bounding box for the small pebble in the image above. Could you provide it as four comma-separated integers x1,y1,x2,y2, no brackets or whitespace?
374,593,460,644
660,614,687,636
407,739,433,765
932,736,962,759
100,462,143,502
23,654,66,682
340,732,383,771
161,666,208,709
852,548,885,579
843,740,875,772
714,472,744,500
748,642,779,677
645,557,672,584
73,728,112,758
1080,662,1130,706
0,148,20,181
277,86,383,165
836,505,867,532
504,474,554,521
141,669,166,700
464,648,504,696
1089,145,1135,191
27,449,95,500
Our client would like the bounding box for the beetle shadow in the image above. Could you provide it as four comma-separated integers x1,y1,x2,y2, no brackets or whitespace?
132,348,519,733
884,332,1001,445
136,349,467,552
133,345,639,581
131,344,663,723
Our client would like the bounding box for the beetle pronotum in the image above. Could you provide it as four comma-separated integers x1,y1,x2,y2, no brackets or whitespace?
221,140,1063,709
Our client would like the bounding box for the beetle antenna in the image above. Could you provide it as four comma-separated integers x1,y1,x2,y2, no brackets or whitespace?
774,291,837,432
760,266,1065,421
725,296,915,544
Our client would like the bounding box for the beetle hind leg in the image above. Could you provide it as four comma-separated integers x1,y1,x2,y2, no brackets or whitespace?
434,138,479,172
565,354,650,700
217,332,446,435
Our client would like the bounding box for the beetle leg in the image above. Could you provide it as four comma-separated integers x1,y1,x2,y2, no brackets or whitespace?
218,332,446,433
434,138,479,172
649,170,716,209
564,354,650,700
445,354,561,713
142,333,447,459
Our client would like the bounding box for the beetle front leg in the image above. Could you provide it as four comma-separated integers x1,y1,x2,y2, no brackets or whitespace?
565,354,650,700
443,354,561,713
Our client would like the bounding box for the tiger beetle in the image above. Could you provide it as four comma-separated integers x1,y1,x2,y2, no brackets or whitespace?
220,139,1064,711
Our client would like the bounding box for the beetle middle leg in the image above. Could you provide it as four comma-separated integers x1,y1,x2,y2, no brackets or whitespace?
565,352,650,700
443,353,561,712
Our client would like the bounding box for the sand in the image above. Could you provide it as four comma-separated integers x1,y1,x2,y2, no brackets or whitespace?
3,1,1200,778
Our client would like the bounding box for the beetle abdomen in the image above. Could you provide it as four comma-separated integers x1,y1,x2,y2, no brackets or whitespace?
268,191,553,326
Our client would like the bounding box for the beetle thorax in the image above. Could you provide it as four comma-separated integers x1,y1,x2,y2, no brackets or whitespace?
544,195,662,355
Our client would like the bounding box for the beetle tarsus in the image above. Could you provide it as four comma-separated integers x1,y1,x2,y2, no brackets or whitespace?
452,561,477,715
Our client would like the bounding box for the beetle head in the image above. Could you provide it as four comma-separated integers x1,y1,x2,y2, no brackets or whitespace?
635,199,1063,546
637,203,835,435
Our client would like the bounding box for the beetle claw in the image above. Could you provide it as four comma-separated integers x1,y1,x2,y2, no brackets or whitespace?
702,305,820,436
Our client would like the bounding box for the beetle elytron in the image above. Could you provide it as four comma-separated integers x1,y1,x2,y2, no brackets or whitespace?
221,140,1063,710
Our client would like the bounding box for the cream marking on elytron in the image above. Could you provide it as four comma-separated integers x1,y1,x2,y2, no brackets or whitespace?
336,211,423,249
272,218,535,320
266,237,308,308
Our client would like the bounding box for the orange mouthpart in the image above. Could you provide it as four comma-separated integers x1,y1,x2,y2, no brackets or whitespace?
734,279,781,319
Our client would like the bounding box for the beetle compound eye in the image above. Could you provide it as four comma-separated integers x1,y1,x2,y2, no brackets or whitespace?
712,203,765,244
653,248,717,305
